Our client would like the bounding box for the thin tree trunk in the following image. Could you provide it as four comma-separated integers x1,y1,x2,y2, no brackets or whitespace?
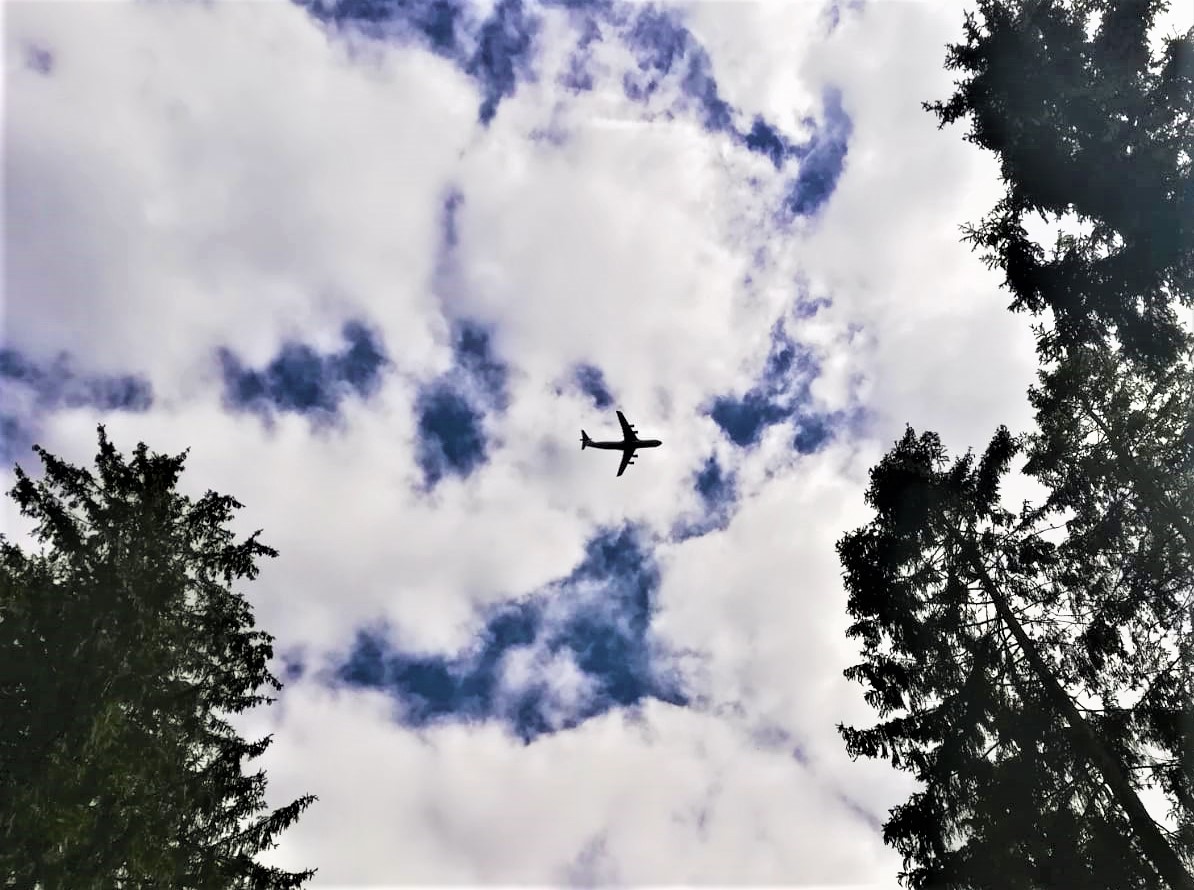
962,538,1194,890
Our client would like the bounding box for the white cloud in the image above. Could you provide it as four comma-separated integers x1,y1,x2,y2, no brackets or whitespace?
9,0,1166,885
6,0,476,387
249,684,905,885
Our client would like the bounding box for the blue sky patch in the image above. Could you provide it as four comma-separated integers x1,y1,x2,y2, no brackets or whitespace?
557,16,602,93
679,46,732,133
743,117,796,170
573,363,614,409
793,413,834,454
709,393,790,448
453,321,509,409
467,0,541,124
822,0,866,35
299,0,540,125
794,294,833,318
542,0,615,10
334,523,688,741
279,650,307,683
694,453,734,509
0,349,153,462
834,790,883,833
564,832,618,887
24,44,54,75
672,453,737,541
621,7,733,134
433,186,469,302
333,321,390,393
297,0,462,50
217,320,389,419
0,417,24,465
413,319,509,488
625,7,686,77
420,186,509,488
440,187,464,252
705,320,844,454
415,385,487,485
728,90,855,217
784,87,852,218
0,349,153,413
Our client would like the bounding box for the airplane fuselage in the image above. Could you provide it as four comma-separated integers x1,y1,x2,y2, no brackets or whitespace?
582,411,661,476
587,439,662,450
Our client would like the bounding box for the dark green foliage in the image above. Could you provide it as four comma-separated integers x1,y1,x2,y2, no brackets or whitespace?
1024,340,1194,864
837,2,1194,885
924,0,1193,372
0,426,317,889
838,424,1191,888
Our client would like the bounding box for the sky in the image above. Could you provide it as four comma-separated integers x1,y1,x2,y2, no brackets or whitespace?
4,0,1192,886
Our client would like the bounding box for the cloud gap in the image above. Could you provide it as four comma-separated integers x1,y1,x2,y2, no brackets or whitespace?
704,317,854,455
572,363,614,410
332,523,688,741
782,87,853,219
299,0,541,125
216,319,389,421
24,44,54,75
414,319,509,488
0,349,153,461
620,6,732,134
670,454,737,542
468,0,541,124
296,0,853,227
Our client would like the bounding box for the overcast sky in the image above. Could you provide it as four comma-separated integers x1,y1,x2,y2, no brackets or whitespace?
5,0,1192,886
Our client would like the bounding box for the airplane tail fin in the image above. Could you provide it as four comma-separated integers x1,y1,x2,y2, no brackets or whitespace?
581,430,591,450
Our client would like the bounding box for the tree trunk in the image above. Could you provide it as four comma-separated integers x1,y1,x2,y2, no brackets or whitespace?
962,537,1194,890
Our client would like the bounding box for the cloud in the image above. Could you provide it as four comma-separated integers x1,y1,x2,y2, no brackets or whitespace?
5,0,478,388
301,0,542,124
0,349,153,462
249,684,905,885
331,523,687,741
705,314,855,452
10,0,1173,884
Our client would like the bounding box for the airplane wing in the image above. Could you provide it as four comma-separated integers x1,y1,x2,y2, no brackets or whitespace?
615,410,637,442
616,447,636,477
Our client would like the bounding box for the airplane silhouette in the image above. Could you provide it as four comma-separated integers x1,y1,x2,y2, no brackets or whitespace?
580,410,662,477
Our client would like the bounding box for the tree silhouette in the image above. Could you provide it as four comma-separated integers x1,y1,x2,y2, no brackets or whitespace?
839,0,1193,886
838,421,1191,888
924,0,1193,373
0,426,317,888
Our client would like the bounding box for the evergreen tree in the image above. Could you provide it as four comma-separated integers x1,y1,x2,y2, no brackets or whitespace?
923,0,1193,373
838,421,1191,888
838,0,1193,886
0,427,317,888
1023,339,1193,869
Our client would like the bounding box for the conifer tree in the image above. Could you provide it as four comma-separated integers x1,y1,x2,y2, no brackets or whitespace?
0,426,317,889
838,419,1191,888
923,0,1192,373
839,0,1193,886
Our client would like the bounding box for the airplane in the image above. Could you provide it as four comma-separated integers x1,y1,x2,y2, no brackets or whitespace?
580,410,662,477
